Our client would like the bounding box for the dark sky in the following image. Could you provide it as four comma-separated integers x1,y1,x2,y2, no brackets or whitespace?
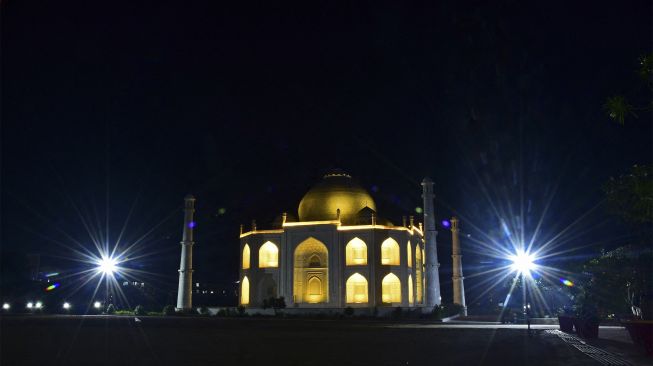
2,1,651,305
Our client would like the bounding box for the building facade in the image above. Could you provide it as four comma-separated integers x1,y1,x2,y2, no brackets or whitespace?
238,170,438,309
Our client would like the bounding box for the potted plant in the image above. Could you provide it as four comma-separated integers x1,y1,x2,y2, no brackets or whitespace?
557,306,575,333
572,291,601,339
623,319,653,356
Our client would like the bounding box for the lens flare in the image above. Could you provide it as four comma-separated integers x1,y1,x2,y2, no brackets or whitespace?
45,282,60,291
560,278,574,287
442,220,451,228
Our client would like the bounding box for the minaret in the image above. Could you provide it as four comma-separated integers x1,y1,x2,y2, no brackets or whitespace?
176,194,196,311
421,178,442,307
451,217,467,315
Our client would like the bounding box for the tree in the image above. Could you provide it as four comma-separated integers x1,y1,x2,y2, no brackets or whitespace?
604,54,652,125
582,246,652,320
603,165,653,228
576,165,653,320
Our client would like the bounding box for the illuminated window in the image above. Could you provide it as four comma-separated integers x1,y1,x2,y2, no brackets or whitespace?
346,238,367,265
381,238,400,265
382,273,401,303
346,273,368,303
408,274,414,306
241,276,250,305
416,246,423,303
293,237,329,304
407,242,412,267
242,244,251,269
259,241,279,268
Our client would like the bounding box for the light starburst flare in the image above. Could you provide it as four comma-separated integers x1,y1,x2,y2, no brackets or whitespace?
96,256,118,275
509,250,537,275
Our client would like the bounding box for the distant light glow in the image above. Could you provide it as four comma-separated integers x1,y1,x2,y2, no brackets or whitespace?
35,301,43,309
93,301,101,309
63,302,71,310
509,250,537,274
46,282,60,291
97,257,117,275
2,303,10,310
442,220,451,228
26,302,33,309
560,278,574,287
45,272,59,278
217,208,227,215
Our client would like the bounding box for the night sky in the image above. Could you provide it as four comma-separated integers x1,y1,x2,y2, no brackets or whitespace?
2,1,651,306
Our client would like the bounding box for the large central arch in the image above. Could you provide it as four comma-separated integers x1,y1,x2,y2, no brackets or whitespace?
293,237,329,304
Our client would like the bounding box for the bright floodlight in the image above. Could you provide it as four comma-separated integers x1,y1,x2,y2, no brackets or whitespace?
35,301,43,309
93,301,101,309
97,257,117,275
26,302,34,309
63,302,71,310
510,250,536,274
2,303,10,310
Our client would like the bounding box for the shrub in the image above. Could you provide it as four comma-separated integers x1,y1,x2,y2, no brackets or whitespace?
447,303,464,317
134,305,146,316
163,305,176,316
391,307,403,319
106,304,116,315
343,306,354,317
237,305,246,316
430,305,444,320
198,306,209,316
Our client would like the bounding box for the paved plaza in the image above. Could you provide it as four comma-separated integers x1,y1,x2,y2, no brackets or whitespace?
1,316,649,366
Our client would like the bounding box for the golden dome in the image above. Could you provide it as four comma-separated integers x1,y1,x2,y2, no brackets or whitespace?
298,170,376,225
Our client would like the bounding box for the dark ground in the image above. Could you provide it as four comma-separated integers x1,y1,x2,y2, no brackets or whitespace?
0,316,617,366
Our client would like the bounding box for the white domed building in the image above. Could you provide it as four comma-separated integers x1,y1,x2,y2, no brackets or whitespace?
238,170,441,311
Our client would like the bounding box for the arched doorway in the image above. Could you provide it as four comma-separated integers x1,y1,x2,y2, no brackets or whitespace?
293,237,329,304
257,275,278,306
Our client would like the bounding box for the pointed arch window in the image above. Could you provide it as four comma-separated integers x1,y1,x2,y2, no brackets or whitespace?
242,244,251,269
346,273,369,304
382,273,401,303
416,246,423,303
408,274,414,306
241,276,250,305
381,238,400,265
407,242,412,268
259,241,279,268
346,238,367,265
